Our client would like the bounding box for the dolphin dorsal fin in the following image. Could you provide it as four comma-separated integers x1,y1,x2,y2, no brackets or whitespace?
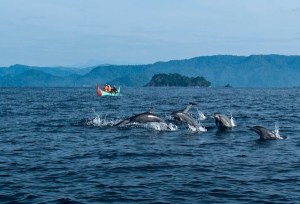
148,107,155,114
183,103,194,113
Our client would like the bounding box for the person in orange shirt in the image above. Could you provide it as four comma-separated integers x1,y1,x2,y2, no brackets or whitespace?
104,84,108,91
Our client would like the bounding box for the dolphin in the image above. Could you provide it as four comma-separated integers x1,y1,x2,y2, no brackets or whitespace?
171,103,200,130
213,113,234,129
115,109,165,127
247,125,287,140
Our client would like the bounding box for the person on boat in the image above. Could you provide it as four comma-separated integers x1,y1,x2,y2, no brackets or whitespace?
108,85,111,92
111,85,118,93
104,84,109,92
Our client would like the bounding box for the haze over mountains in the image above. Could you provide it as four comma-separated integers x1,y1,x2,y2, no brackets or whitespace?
0,55,300,87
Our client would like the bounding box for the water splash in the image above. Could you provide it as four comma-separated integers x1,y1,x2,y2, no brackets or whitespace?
188,124,198,132
165,114,173,121
273,122,280,137
192,110,207,132
145,122,178,131
188,116,207,132
230,113,236,127
196,108,207,121
187,124,207,133
86,115,120,127
271,122,288,139
199,126,207,132
115,121,178,131
86,108,120,127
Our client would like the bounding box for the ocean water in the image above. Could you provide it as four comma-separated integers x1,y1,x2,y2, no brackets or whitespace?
0,87,300,203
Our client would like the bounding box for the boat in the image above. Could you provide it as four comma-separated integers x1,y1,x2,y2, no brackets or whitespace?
96,84,121,96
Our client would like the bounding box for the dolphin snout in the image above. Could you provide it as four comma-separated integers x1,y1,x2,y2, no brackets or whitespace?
247,126,257,132
213,114,220,120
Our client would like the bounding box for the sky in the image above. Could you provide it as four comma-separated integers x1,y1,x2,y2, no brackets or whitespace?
1,0,300,67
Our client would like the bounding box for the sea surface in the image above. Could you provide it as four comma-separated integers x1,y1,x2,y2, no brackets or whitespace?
0,87,300,203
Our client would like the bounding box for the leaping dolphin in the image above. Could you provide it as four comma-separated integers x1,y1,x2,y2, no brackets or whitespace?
171,103,201,131
213,113,234,129
247,125,287,140
115,109,165,127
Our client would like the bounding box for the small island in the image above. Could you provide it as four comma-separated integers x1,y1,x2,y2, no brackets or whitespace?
145,73,211,87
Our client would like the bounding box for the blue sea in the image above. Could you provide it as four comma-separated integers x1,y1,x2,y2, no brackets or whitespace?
1,87,300,203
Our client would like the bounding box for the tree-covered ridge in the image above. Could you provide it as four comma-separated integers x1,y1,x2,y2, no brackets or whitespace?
145,73,211,87
1,55,300,87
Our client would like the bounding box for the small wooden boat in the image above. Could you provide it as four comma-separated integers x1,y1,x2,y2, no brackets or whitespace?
96,84,121,96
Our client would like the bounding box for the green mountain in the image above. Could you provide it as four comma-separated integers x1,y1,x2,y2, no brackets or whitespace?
0,64,30,77
0,55,300,87
0,64,92,77
0,70,78,87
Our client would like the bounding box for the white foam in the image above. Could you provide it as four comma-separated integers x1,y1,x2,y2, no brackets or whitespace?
188,124,207,133
196,109,207,121
272,122,285,139
230,113,237,127
274,122,280,136
192,110,207,133
86,115,120,127
144,122,178,131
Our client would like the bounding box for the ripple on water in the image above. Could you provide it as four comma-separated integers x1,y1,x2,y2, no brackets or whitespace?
0,87,299,203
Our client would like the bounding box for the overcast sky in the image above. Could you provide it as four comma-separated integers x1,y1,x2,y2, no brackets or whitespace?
1,0,300,67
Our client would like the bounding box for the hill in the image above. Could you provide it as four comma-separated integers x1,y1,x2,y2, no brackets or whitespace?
0,55,300,87
0,70,78,87
145,73,211,87
69,54,300,87
0,64,92,77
